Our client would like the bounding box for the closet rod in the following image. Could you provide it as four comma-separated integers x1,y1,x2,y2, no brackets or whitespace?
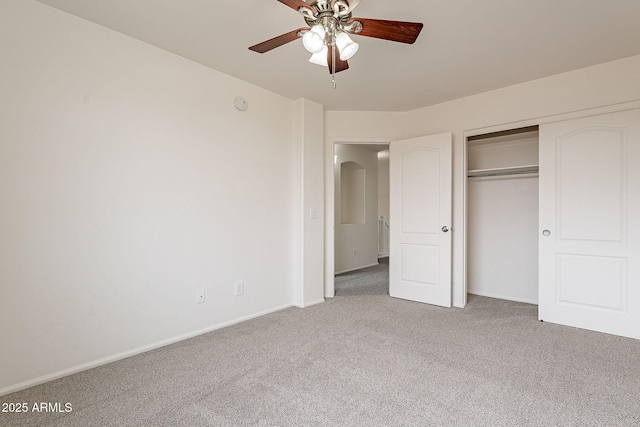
467,170,539,179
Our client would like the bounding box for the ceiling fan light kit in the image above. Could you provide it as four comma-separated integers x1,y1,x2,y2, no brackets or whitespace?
309,45,329,66
335,32,358,60
302,24,326,53
249,0,423,82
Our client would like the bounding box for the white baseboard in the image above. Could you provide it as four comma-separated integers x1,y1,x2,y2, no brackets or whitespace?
0,303,294,397
294,298,325,308
334,262,379,275
468,291,538,306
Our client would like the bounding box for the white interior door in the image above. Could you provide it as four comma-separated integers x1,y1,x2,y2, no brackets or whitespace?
539,108,640,339
389,133,452,307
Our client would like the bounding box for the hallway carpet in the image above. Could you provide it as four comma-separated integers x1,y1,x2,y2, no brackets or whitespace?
335,257,389,296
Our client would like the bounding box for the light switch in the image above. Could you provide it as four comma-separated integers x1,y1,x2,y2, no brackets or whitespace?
310,207,317,220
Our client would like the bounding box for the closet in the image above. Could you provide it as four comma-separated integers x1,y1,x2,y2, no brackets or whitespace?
466,126,539,304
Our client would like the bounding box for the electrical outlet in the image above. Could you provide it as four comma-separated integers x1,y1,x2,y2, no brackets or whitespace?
235,281,244,296
196,289,205,304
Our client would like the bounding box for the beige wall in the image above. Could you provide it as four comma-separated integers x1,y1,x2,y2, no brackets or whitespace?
0,0,297,394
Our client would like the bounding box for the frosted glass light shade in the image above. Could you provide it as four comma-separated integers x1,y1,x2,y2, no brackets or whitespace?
302,25,326,53
309,45,328,66
336,32,359,60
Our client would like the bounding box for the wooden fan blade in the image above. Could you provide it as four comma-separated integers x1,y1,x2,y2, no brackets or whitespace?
349,18,423,44
249,28,307,53
328,45,349,74
277,0,315,15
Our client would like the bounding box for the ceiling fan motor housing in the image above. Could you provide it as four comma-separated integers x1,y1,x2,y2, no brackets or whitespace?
314,0,333,14
304,0,352,30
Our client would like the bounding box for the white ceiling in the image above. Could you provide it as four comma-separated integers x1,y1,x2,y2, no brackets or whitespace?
35,0,640,112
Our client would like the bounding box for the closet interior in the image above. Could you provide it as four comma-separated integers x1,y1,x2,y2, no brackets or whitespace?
466,126,540,304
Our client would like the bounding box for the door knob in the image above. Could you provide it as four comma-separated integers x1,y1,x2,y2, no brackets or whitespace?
441,226,449,233
542,229,551,237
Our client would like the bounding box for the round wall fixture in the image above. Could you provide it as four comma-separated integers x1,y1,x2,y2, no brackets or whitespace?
234,96,248,111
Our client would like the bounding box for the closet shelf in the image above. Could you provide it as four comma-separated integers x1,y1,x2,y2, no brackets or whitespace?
467,164,539,178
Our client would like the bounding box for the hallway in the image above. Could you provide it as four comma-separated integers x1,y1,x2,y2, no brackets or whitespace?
334,257,389,296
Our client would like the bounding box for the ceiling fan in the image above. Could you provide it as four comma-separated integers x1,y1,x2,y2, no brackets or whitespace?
249,0,423,74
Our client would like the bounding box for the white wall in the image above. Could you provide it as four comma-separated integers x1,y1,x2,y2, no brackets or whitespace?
0,0,297,394
293,99,325,307
467,176,539,303
377,151,390,223
326,54,640,307
334,145,379,273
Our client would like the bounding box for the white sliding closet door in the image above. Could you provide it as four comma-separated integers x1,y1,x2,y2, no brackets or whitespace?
539,108,640,339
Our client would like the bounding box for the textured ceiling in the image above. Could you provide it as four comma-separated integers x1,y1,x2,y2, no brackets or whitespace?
35,0,640,111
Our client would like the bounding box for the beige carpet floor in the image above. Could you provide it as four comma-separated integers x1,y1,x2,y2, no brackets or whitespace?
3,273,640,426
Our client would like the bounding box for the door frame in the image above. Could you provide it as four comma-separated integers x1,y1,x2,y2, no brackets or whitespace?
461,100,640,307
324,137,392,298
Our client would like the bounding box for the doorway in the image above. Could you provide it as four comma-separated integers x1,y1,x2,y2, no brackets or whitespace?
333,142,390,295
335,257,389,296
465,126,540,305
